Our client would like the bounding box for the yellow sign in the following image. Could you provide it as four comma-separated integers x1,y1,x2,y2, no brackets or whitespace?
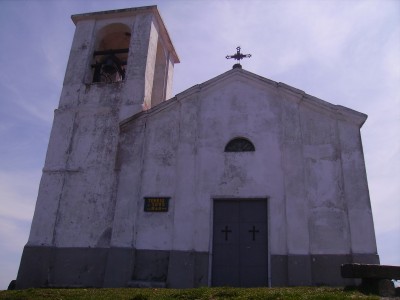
144,197,169,212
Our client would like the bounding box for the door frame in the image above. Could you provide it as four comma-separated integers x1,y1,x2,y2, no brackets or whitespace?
209,197,271,287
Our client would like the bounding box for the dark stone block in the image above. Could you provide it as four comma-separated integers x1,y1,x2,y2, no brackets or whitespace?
133,249,169,282
288,255,312,286
352,253,380,264
271,254,360,287
194,251,209,287
103,247,135,287
167,250,209,288
311,254,353,286
51,247,109,287
270,255,288,286
7,280,16,290
19,246,376,288
342,263,400,280
17,246,210,289
377,279,396,297
16,245,54,289
17,246,110,288
167,250,195,288
361,278,396,297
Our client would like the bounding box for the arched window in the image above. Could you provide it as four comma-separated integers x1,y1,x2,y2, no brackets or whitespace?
92,23,131,83
224,138,255,152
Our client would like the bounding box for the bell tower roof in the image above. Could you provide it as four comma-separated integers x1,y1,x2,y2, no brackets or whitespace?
71,5,180,64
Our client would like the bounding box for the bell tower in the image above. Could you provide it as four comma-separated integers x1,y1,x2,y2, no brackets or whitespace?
17,6,179,288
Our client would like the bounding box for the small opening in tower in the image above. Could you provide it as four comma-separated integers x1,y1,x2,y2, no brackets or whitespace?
92,24,131,83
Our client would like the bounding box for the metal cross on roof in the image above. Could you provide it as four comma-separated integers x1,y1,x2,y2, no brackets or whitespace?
226,46,252,69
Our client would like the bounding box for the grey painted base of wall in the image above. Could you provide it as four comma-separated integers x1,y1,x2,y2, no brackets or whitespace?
16,245,379,289
16,246,208,289
270,253,380,287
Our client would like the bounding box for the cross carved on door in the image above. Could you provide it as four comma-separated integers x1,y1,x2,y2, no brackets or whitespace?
248,225,260,241
221,225,232,241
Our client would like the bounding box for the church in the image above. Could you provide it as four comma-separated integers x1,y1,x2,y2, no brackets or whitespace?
16,6,379,288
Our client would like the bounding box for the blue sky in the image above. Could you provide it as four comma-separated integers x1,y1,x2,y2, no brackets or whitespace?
0,0,399,290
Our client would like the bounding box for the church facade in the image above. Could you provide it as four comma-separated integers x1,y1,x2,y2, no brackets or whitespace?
17,6,379,289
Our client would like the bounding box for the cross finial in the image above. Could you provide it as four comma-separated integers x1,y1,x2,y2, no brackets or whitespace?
226,46,252,69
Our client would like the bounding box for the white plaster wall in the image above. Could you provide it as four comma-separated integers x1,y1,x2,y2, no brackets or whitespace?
52,104,120,247
278,88,310,255
28,109,77,245
28,173,65,246
110,119,146,248
116,74,287,253
62,20,95,89
165,58,175,100
135,107,179,250
337,119,377,253
114,70,376,258
142,17,159,109
28,8,178,248
151,40,168,107
197,79,287,254
300,104,351,254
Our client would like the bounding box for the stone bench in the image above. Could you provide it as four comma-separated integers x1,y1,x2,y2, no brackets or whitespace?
341,263,400,297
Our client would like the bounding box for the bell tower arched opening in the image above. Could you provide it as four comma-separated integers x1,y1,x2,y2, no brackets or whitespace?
92,23,131,83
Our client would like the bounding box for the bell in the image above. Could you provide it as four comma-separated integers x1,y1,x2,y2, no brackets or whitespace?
101,55,118,75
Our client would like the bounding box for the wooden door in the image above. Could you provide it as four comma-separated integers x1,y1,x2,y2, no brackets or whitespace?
212,199,268,287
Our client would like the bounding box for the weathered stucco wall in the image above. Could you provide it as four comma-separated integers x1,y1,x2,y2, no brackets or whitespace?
113,69,378,286
117,69,376,255
26,7,178,249
108,70,377,285
17,7,180,289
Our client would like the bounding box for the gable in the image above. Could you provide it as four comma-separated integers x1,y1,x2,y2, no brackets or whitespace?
120,68,367,131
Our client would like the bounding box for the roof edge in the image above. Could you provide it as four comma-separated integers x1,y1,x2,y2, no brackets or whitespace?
120,67,368,128
336,105,368,127
71,6,157,23
277,81,367,126
177,68,368,125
